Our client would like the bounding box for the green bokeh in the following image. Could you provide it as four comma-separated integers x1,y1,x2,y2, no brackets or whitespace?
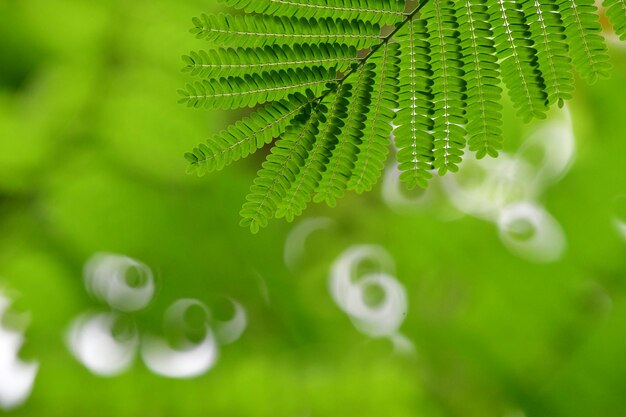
1,1,625,416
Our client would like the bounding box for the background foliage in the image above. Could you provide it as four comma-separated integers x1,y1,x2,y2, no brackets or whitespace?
1,0,626,416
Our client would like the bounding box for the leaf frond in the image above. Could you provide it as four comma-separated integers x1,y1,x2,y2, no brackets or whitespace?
314,63,376,206
184,44,359,79
394,18,435,189
221,0,407,25
603,0,626,40
180,0,626,231
178,66,337,109
192,14,383,49
348,42,401,193
185,92,316,175
559,0,611,83
458,0,504,159
240,103,324,233
276,85,352,220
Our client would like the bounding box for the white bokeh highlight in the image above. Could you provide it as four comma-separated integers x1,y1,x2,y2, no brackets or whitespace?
84,253,155,312
382,162,432,211
67,312,138,377
384,107,575,263
612,195,626,242
442,153,537,220
141,299,218,378
0,291,38,410
498,202,566,263
329,245,412,353
213,299,248,345
284,217,333,270
69,255,246,379
141,331,218,379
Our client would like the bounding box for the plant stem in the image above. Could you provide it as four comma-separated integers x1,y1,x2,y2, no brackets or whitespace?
317,0,432,103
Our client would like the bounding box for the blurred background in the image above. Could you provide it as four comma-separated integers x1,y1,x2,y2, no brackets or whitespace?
1,0,626,416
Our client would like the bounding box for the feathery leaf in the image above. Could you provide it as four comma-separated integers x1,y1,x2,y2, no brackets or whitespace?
192,14,383,49
394,18,435,189
180,0,626,231
603,0,626,40
240,103,323,233
457,0,504,159
178,66,337,110
424,0,468,175
522,0,575,107
184,44,359,79
221,0,406,25
314,63,376,206
185,92,316,175
348,42,401,193
558,0,611,83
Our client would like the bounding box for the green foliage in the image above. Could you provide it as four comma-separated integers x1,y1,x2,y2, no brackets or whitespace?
178,66,336,109
560,0,611,83
394,18,434,189
190,14,383,49
348,43,401,192
277,85,352,220
457,0,504,159
240,101,325,232
183,44,359,79
4,2,626,416
184,93,315,174
424,0,468,175
522,0,575,107
181,0,622,232
221,0,406,24
604,0,626,40
314,64,376,206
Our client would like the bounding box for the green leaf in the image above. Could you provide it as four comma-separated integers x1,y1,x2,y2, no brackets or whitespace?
179,0,626,230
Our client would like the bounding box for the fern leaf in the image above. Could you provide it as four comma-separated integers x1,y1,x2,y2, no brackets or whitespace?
185,92,315,175
183,44,358,79
394,18,435,189
522,0,575,107
240,104,323,233
425,0,468,175
557,0,610,83
348,42,401,193
277,85,351,220
192,14,382,49
178,66,337,109
221,0,406,25
181,0,626,231
491,0,548,121
604,0,626,39
457,0,504,159
314,64,376,206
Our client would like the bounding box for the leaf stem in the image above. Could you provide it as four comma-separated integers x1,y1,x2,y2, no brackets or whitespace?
317,0,432,103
